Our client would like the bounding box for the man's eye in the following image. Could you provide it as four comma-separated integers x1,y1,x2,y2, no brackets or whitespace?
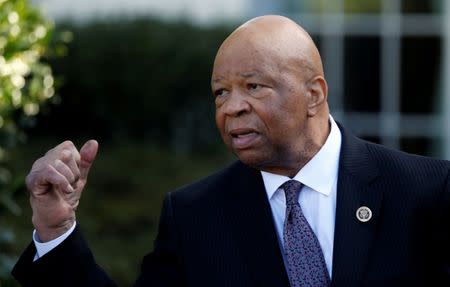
248,83,261,91
214,89,226,97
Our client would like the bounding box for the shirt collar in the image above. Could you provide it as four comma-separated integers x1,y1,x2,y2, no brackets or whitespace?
261,115,342,199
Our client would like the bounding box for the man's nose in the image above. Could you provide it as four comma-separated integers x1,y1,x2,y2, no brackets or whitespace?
223,91,251,117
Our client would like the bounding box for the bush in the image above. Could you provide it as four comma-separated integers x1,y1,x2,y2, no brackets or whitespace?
31,19,232,153
0,0,67,283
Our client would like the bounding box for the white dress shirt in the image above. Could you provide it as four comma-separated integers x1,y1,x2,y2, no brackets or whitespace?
261,116,342,277
33,221,76,261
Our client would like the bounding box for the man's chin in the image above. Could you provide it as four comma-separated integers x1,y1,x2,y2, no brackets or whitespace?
234,150,270,169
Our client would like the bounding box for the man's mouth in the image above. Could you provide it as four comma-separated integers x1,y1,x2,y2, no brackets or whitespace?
229,129,260,150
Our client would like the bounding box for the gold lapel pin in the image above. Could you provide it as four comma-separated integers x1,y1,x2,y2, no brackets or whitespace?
356,206,372,222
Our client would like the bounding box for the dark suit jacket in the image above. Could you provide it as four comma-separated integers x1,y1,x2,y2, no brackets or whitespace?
12,127,450,287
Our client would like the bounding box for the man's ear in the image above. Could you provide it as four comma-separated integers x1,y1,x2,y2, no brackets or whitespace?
306,76,328,117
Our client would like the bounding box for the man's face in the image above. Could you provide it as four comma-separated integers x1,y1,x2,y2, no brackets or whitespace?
212,38,313,173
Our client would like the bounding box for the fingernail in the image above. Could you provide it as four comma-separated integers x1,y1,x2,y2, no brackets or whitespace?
66,184,74,193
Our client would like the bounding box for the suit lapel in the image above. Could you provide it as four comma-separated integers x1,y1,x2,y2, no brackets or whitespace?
224,126,384,286
227,162,290,287
331,126,383,286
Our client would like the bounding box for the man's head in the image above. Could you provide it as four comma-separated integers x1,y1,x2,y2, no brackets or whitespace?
212,15,330,177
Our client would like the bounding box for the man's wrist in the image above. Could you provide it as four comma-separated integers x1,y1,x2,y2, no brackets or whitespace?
34,218,76,243
33,221,77,260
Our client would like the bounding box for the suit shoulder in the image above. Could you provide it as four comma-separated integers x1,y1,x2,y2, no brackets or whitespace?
168,160,250,203
363,139,450,176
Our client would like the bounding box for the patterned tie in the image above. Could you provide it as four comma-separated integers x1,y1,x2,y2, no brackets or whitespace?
282,180,330,287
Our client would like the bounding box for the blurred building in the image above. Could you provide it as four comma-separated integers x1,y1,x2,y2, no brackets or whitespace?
30,0,450,159
250,0,450,159
29,0,248,24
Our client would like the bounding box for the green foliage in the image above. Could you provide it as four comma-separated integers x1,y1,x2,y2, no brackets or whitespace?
0,0,55,148
33,19,231,152
0,0,67,282
307,0,381,13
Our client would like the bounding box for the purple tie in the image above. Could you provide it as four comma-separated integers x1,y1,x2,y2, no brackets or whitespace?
282,180,330,287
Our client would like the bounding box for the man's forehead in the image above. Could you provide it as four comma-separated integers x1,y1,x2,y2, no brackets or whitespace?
213,46,277,73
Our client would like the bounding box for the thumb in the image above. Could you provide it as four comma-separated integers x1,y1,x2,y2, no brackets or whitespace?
79,139,99,180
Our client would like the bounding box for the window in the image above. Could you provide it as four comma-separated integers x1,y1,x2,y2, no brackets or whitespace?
262,0,450,158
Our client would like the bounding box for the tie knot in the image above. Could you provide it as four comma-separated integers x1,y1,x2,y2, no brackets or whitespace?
281,180,303,206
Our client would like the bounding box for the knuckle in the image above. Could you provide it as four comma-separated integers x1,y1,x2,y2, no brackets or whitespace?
30,159,41,170
35,155,48,165
54,159,66,168
44,147,54,156
25,173,34,189
61,140,75,149
56,141,77,159
45,164,55,175
62,148,81,163
60,149,72,161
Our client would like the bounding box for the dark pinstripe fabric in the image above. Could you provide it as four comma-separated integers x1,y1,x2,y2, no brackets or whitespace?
13,126,450,287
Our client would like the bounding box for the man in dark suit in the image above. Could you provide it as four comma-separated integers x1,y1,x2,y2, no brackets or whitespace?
12,15,450,287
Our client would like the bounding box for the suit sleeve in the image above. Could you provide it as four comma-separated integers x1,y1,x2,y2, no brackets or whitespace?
12,193,186,287
11,225,116,287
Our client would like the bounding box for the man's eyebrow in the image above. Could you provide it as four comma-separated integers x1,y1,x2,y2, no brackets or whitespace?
212,77,222,84
212,72,262,84
240,72,261,78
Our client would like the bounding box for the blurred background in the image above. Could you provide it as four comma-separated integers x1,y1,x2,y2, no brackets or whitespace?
1,0,449,285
